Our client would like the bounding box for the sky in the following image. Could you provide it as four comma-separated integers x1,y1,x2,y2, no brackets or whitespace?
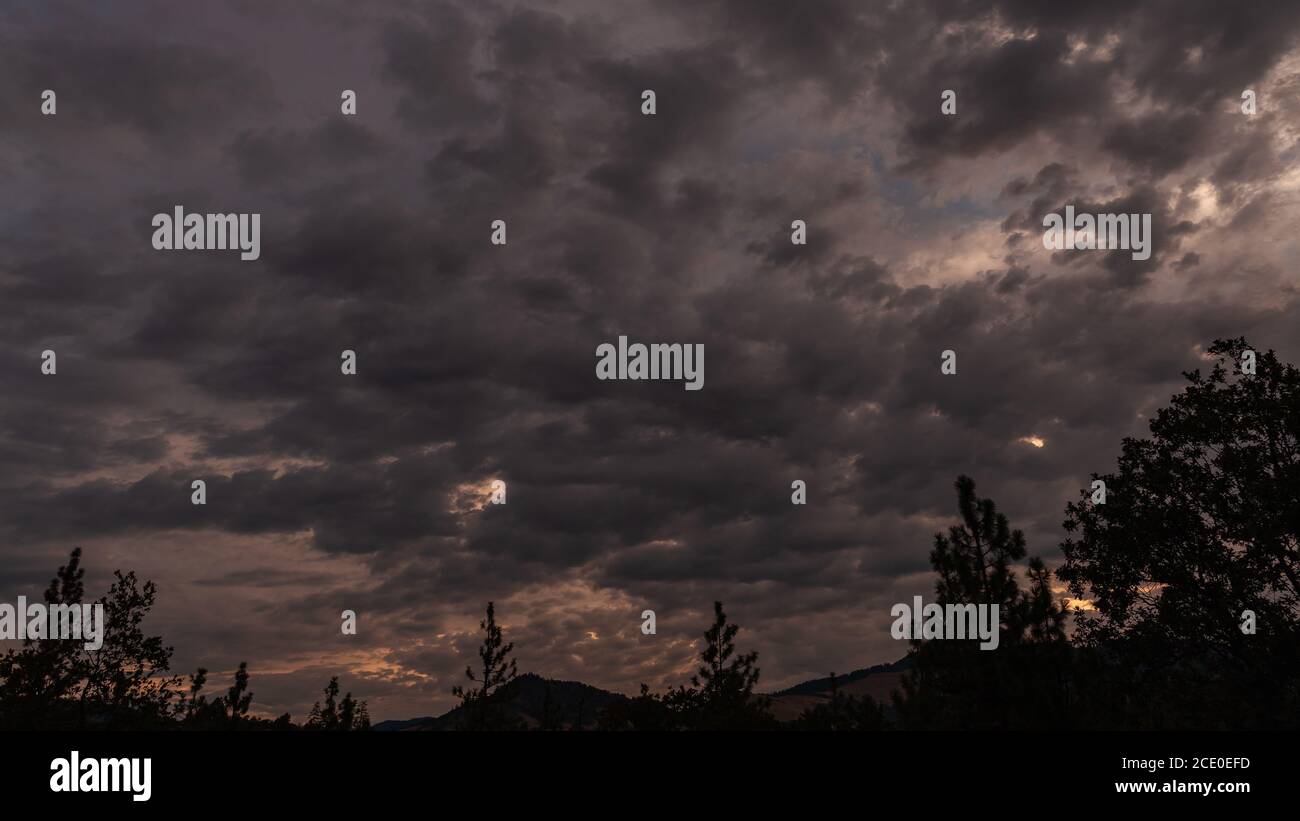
2,0,1299,721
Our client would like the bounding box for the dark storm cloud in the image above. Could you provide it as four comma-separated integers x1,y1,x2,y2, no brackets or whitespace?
894,31,1116,169
880,0,1300,175
659,0,880,102
1001,174,1199,287
3,0,1299,719
381,4,493,129
2,40,274,142
228,121,385,186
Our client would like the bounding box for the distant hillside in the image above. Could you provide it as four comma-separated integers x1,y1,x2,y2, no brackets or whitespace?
376,659,912,729
373,673,626,731
767,658,911,723
371,715,438,731
774,657,911,697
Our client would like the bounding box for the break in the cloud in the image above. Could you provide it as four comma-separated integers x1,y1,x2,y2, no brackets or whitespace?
2,0,1299,720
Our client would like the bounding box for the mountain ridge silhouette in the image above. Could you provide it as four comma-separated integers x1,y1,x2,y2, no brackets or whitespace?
373,658,911,729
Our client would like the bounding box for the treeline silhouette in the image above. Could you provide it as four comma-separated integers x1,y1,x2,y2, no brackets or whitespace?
451,337,1300,730
447,599,785,730
2,337,1296,730
0,549,369,731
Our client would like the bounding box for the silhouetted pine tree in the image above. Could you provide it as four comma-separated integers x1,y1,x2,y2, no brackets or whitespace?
0,549,89,728
451,602,522,729
305,676,370,730
177,664,298,729
675,601,777,730
308,677,338,729
177,667,209,724
596,683,676,730
223,662,253,728
895,476,1070,729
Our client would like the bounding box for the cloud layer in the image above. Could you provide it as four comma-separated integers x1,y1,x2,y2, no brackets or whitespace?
3,0,1299,720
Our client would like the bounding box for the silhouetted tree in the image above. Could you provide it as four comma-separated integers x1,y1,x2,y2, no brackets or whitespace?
308,676,337,729
176,664,298,730
305,676,370,731
452,602,522,729
177,667,210,723
597,683,677,730
793,672,887,731
672,601,777,729
339,689,369,731
1059,338,1300,728
895,477,1070,729
79,566,177,728
0,548,368,731
223,662,253,728
0,549,90,728
539,680,562,730
0,548,179,729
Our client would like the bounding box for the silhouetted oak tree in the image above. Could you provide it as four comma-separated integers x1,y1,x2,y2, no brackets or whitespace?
1059,338,1300,728
0,548,178,729
1,549,353,730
